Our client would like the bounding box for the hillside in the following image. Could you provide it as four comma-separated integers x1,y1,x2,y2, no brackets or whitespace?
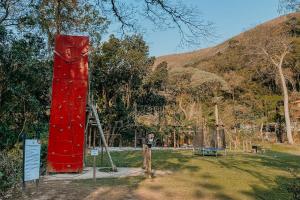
153,12,300,132
155,13,300,70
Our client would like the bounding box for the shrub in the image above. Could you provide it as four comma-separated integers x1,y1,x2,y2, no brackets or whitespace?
0,147,22,199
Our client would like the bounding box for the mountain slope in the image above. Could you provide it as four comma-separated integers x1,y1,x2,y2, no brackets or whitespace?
154,13,300,70
153,12,300,130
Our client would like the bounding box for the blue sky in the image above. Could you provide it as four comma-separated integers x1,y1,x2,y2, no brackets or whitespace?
136,0,281,56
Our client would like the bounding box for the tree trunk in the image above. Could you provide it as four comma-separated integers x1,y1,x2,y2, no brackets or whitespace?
215,104,219,148
188,101,196,120
277,57,294,144
173,130,176,148
178,95,188,119
260,122,264,141
55,0,62,34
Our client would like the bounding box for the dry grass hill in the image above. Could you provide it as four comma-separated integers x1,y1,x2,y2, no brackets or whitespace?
154,13,300,71
152,12,300,131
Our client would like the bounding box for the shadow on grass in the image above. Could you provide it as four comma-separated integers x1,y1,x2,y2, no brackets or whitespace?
242,176,294,200
194,177,234,200
86,150,201,172
86,149,299,199
207,150,298,175
201,150,299,199
214,193,235,200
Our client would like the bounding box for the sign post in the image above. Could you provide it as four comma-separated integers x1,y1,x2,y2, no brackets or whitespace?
144,133,154,178
22,134,41,191
91,149,98,183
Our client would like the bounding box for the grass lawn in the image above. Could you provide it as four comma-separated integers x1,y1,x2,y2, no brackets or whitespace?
26,144,300,200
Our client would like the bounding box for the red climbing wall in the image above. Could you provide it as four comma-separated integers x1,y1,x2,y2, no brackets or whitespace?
47,35,89,173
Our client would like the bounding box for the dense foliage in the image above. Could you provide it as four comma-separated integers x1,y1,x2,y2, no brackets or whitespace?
91,35,166,144
0,27,51,150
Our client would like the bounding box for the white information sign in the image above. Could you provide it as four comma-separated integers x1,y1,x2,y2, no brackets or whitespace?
91,149,99,156
24,139,41,181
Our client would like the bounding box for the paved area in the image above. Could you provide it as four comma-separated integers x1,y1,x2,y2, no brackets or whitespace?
42,167,171,181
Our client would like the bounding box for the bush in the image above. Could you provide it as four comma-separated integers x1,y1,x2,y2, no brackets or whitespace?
0,147,22,199
40,138,48,175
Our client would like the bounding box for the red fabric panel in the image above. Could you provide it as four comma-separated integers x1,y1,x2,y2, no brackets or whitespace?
47,35,89,173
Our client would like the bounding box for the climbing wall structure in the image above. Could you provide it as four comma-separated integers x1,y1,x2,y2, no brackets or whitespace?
47,35,89,173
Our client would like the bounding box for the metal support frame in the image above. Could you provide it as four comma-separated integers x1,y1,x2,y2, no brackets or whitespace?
91,105,117,172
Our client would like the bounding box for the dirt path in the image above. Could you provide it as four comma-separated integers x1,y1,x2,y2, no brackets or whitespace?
23,180,137,200
20,164,174,200
23,179,170,200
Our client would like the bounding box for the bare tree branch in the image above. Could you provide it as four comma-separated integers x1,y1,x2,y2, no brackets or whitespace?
99,0,213,46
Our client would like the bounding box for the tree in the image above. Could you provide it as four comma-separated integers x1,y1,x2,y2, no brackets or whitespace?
145,61,168,92
91,35,154,142
245,22,295,144
7,0,212,47
279,0,300,13
166,67,229,128
29,0,108,45
0,0,30,26
0,26,51,149
138,61,168,107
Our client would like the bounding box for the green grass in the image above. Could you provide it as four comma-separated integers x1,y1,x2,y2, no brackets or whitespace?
27,145,299,200
85,149,198,170
83,145,300,200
